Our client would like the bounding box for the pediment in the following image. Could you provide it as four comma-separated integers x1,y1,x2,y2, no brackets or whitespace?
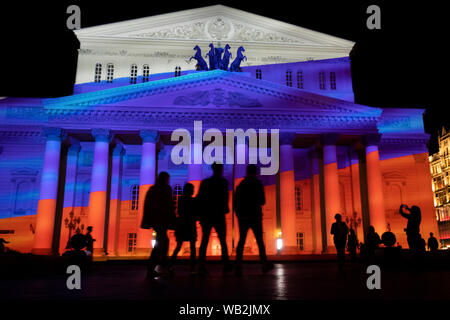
44,70,381,118
75,5,354,48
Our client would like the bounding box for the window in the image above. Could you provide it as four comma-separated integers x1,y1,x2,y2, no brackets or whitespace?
106,63,114,83
297,232,304,251
297,71,303,89
130,64,138,84
295,186,302,211
256,69,262,80
142,64,150,82
130,185,139,213
330,72,336,90
94,63,102,82
175,66,181,77
173,184,182,214
286,70,292,87
319,71,326,90
127,233,137,253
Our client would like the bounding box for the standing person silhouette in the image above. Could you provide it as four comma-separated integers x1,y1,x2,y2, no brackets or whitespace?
399,204,421,253
84,226,95,256
427,232,439,252
170,183,198,275
347,228,359,262
142,171,176,278
234,164,274,275
197,162,231,275
330,213,349,269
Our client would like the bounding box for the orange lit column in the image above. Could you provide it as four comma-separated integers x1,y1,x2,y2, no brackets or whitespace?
135,130,159,256
279,132,298,253
107,143,125,256
188,129,203,194
33,127,66,255
365,134,386,233
309,148,323,253
87,128,112,257
322,134,341,250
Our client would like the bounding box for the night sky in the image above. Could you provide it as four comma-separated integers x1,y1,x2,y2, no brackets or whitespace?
0,1,447,153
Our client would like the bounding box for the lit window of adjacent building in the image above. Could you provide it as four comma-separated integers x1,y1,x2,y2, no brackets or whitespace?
175,66,181,77
127,233,137,253
319,71,326,90
94,63,102,82
297,71,303,89
142,64,150,82
106,63,114,83
130,184,139,213
330,71,336,90
286,70,292,87
297,232,304,251
130,64,138,84
295,186,302,211
256,69,262,79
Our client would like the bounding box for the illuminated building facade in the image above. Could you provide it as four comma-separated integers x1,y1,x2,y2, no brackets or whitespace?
430,127,450,245
0,5,438,257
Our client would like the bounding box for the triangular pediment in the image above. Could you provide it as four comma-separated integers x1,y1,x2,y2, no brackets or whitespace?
75,5,354,48
44,70,380,118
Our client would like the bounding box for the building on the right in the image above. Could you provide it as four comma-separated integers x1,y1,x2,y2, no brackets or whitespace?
430,127,450,247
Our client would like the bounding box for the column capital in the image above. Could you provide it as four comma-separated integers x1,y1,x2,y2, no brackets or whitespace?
113,143,126,157
364,134,382,146
92,128,112,142
279,132,296,145
140,130,159,143
321,133,340,146
43,127,67,141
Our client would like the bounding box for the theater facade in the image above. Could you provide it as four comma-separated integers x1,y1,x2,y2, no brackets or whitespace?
0,5,438,257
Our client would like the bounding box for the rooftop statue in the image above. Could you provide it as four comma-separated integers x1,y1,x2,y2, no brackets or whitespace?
206,43,217,70
220,44,232,71
190,45,209,71
230,46,247,72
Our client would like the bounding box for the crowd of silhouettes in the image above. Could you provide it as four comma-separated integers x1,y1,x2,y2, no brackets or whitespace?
141,163,274,278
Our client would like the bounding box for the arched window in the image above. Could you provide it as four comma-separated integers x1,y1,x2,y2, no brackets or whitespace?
286,70,292,87
175,66,181,77
172,184,182,213
94,63,102,82
106,63,114,83
297,71,303,89
142,64,150,82
319,71,326,90
330,71,336,90
130,184,139,213
130,64,138,84
256,69,262,80
295,186,302,211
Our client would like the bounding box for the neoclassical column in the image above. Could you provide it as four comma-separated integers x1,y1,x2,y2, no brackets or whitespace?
188,129,203,195
107,143,125,256
33,127,66,255
348,146,364,242
135,130,159,255
87,128,112,256
62,139,81,213
365,134,386,233
309,148,323,253
279,132,298,253
322,133,341,250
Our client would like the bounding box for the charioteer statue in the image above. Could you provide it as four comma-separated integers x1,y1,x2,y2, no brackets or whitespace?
189,43,247,72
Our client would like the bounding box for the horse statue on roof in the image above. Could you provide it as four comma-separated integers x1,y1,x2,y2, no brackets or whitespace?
205,43,217,70
230,46,247,72
190,45,209,71
220,44,232,70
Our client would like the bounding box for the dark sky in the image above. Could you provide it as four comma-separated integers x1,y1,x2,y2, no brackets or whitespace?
0,0,447,153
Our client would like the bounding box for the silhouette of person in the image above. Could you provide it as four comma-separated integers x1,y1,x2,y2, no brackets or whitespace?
347,228,359,262
427,232,439,252
170,183,198,274
330,213,349,269
234,164,274,275
0,238,10,254
142,171,176,278
70,229,87,252
84,226,95,256
399,204,421,252
366,225,381,258
197,162,231,275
